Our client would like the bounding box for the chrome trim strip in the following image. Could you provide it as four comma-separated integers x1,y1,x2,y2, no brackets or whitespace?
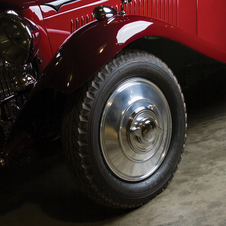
43,0,77,12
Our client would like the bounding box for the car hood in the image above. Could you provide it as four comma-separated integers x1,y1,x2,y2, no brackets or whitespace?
0,0,50,10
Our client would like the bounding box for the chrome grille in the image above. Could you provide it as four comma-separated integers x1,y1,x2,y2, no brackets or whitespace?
0,59,35,120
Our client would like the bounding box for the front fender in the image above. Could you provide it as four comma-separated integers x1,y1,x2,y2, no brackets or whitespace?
35,14,226,95
37,14,155,94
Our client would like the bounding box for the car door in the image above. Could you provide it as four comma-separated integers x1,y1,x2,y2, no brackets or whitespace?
198,0,226,51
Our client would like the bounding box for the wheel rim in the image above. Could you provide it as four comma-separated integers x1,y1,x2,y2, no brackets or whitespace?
100,78,172,181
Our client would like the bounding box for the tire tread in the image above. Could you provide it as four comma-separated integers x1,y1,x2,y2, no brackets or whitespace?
62,51,187,208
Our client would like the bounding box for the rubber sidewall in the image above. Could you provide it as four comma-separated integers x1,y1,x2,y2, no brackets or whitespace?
88,60,185,202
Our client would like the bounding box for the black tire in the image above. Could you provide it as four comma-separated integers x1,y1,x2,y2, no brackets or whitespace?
62,51,187,209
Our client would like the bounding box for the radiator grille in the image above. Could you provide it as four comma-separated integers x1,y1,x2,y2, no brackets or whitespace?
0,59,35,120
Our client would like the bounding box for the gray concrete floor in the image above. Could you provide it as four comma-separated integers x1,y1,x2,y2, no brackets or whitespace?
1,75,226,226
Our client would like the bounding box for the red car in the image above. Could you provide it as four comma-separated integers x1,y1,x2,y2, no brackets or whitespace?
0,0,225,209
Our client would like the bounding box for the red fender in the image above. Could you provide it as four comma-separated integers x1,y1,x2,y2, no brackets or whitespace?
35,14,226,94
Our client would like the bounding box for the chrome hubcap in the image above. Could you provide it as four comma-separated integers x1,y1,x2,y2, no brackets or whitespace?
129,106,161,152
100,78,172,181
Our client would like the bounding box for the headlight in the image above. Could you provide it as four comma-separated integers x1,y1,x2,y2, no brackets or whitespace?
0,11,33,66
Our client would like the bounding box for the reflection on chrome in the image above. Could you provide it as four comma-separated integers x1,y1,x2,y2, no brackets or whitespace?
100,78,172,181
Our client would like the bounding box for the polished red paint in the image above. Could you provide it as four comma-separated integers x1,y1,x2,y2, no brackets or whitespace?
0,0,49,9
178,0,196,35
2,0,225,67
19,6,53,72
40,0,122,55
37,0,226,63
198,0,226,51
36,14,226,95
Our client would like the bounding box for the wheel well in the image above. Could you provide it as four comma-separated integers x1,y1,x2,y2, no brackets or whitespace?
123,36,226,89
6,88,66,148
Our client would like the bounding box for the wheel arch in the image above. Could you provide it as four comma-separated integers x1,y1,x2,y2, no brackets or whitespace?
124,36,216,88
34,14,226,96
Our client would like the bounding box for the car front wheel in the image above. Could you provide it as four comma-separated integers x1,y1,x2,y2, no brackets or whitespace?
62,51,187,209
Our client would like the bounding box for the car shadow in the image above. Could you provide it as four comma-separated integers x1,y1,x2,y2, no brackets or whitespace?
0,143,130,223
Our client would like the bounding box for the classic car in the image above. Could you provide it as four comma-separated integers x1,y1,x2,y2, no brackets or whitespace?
0,0,225,208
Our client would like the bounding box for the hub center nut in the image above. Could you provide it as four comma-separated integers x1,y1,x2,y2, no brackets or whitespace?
129,107,162,151
130,115,159,144
141,118,158,142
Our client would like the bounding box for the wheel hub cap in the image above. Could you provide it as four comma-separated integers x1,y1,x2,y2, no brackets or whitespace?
129,107,161,150
100,78,172,181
